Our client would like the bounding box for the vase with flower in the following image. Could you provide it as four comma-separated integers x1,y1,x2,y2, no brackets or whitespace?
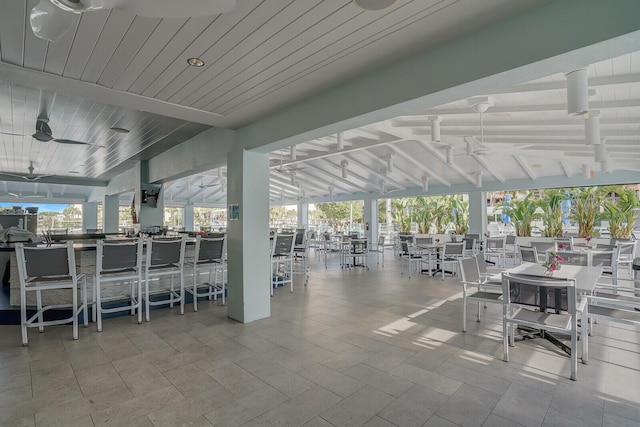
543,251,563,275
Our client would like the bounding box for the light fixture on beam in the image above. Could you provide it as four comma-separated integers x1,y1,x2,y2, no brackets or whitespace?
445,146,454,165
353,0,397,11
582,164,591,180
422,175,429,192
429,116,441,142
584,110,600,145
594,138,607,162
475,172,482,189
341,160,349,179
600,159,613,174
337,132,344,150
566,68,589,116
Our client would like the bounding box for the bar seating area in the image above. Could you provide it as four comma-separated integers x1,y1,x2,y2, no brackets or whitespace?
1,2,640,425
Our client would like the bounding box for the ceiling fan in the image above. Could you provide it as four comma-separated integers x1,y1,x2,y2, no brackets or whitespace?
196,177,222,189
0,117,91,145
7,190,45,200
30,0,237,42
0,162,53,182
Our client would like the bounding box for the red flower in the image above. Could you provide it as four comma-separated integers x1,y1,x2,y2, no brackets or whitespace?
556,256,564,263
557,243,564,250
550,263,557,271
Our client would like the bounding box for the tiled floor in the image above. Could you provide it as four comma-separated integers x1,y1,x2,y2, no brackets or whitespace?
1,252,639,427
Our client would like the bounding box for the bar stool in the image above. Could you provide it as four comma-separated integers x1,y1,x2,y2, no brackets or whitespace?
93,238,144,331
143,235,186,321
271,233,295,296
186,234,226,311
16,241,87,346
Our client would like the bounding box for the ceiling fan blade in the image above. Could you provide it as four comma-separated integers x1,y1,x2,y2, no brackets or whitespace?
0,132,25,137
103,0,236,18
30,0,78,42
7,192,19,198
0,173,28,179
23,174,54,182
53,138,91,145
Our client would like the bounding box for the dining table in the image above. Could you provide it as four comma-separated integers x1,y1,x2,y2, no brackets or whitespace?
495,262,604,355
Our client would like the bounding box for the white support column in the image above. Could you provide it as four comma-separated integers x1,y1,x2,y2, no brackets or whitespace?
103,195,119,234
469,191,487,236
297,202,308,229
82,202,98,232
363,198,378,242
184,204,195,232
226,146,270,323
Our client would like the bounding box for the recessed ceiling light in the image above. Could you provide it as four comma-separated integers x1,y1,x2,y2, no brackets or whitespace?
110,127,130,133
187,57,205,67
353,0,396,10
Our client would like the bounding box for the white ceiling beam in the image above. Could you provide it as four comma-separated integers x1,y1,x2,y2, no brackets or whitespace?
469,154,505,183
388,145,451,187
344,151,406,189
489,72,640,95
320,157,401,192
392,117,640,128
298,166,368,194
416,141,476,185
363,151,422,187
513,155,537,180
405,99,640,117
0,61,224,127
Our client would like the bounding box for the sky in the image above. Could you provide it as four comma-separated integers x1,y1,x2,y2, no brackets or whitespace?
0,203,73,213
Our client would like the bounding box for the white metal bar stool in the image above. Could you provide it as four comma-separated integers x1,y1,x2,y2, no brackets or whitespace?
186,234,226,311
16,241,88,346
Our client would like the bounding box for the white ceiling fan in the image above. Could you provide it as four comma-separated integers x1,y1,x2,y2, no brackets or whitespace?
196,177,222,189
0,162,54,182
7,190,45,199
0,116,91,145
30,0,237,42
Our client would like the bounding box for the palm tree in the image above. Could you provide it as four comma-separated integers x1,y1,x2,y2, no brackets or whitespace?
535,189,565,237
503,193,538,237
569,187,604,238
603,186,640,238
449,195,469,235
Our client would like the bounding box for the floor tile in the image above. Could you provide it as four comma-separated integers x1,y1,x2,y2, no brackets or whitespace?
435,384,501,427
320,387,395,427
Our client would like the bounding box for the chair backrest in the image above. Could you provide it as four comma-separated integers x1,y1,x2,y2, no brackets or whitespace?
505,235,516,245
554,238,573,251
450,235,461,243
272,233,295,257
295,228,306,243
16,242,74,280
616,241,636,259
377,235,385,246
519,246,539,263
486,236,505,250
351,238,367,253
465,233,480,243
502,272,575,313
147,236,186,268
530,240,555,254
400,240,411,255
97,238,143,273
556,250,589,266
591,249,616,268
415,237,433,246
596,243,616,250
459,256,481,284
474,252,488,275
463,238,476,251
195,235,225,262
444,242,464,256
399,234,414,243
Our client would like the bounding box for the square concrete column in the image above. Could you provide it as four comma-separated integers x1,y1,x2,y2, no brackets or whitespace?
469,191,487,236
297,202,308,229
183,204,194,232
82,202,98,232
103,195,120,233
363,198,378,242
226,146,270,323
